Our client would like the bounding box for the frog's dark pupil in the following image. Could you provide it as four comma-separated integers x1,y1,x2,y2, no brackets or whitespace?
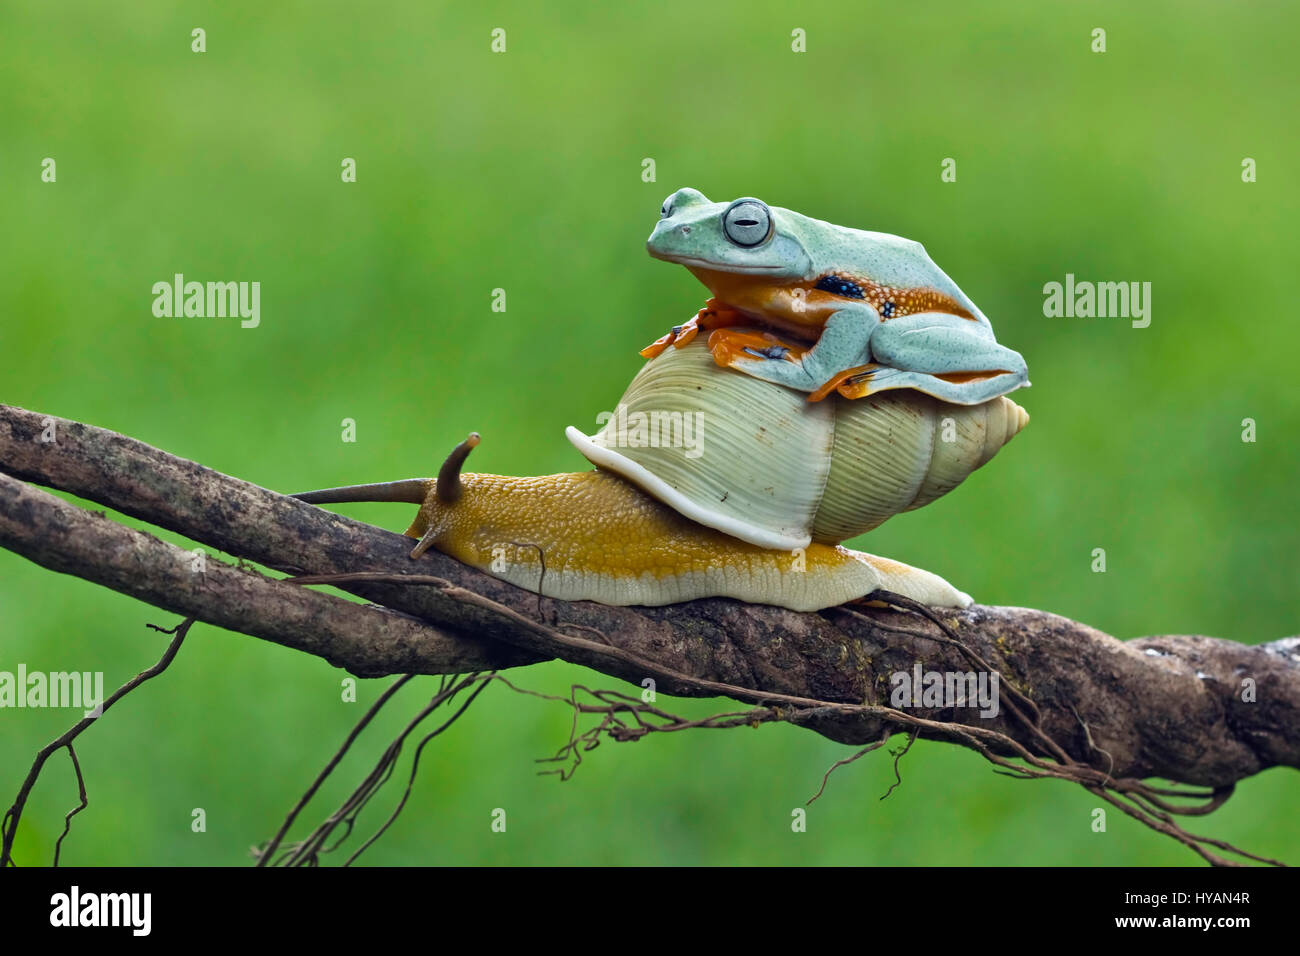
814,275,866,300
882,301,896,317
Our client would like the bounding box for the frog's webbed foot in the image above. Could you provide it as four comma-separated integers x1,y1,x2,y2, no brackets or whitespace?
706,328,815,389
640,299,745,359
808,363,881,401
815,364,1026,404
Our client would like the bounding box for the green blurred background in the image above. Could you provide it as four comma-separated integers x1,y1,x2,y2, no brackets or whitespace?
1,1,1296,866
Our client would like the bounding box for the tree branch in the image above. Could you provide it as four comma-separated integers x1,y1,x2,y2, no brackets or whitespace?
2,403,1297,792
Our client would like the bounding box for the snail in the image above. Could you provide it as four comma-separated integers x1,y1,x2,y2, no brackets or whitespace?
294,334,1028,612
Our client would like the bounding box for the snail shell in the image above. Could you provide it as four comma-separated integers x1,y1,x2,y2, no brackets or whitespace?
566,334,1027,551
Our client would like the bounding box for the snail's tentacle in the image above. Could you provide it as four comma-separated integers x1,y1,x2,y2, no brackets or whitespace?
410,432,481,557
291,479,431,505
408,519,446,559
435,432,481,504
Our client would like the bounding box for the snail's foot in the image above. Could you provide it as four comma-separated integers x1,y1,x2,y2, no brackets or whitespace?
640,300,745,359
707,328,808,375
844,551,974,609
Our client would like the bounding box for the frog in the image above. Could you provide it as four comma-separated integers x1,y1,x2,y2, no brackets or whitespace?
641,187,1029,405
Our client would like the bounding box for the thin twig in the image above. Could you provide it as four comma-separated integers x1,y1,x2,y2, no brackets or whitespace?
255,673,417,866
881,730,918,800
1,618,193,867
268,674,489,867
808,736,892,805
51,744,87,867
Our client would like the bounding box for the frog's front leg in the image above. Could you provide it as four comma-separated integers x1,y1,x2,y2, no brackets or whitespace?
860,312,1030,404
640,299,746,359
708,304,878,393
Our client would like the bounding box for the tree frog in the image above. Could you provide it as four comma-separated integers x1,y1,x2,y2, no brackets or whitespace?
642,187,1028,405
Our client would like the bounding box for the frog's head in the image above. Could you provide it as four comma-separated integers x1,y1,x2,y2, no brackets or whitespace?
647,188,814,284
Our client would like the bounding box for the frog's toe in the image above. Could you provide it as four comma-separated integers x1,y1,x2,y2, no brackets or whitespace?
708,328,798,364
640,331,677,359
642,316,703,358
672,324,700,350
924,368,1029,404
708,329,817,388
743,344,791,360
809,364,880,401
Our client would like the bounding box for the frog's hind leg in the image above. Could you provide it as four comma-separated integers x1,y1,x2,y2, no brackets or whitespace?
862,312,1029,404
830,365,1027,405
709,306,876,393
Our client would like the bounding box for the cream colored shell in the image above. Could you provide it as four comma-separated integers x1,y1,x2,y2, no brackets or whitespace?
566,335,1027,551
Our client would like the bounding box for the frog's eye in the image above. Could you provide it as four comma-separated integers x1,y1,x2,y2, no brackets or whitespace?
722,198,773,247
660,200,673,219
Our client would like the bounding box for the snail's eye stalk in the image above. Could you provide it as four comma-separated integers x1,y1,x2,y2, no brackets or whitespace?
436,432,481,504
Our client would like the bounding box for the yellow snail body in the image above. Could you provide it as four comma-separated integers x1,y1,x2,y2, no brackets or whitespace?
295,335,1027,611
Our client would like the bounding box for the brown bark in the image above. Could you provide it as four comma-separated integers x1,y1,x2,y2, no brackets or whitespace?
1,403,1297,790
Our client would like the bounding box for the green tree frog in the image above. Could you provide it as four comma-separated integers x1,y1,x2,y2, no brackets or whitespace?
642,187,1028,405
